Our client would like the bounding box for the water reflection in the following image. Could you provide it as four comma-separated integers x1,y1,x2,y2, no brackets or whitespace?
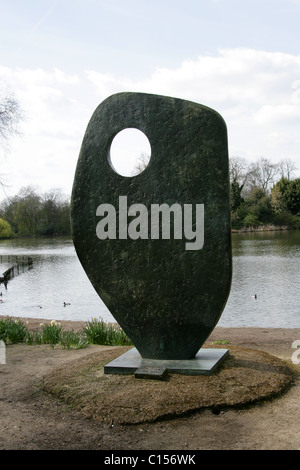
0,232,299,327
0,237,115,323
219,230,300,327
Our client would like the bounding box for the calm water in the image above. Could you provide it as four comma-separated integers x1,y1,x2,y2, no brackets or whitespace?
0,231,299,327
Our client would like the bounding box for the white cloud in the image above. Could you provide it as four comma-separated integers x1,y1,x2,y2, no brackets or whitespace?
0,67,89,196
84,48,300,169
1,47,300,196
85,48,300,111
85,70,128,100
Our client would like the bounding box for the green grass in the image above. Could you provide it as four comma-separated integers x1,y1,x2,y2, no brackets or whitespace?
83,317,132,346
0,317,28,344
211,339,230,345
0,316,132,349
59,330,90,350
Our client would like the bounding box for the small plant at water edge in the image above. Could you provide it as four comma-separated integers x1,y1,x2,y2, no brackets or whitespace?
0,316,132,348
40,320,63,346
59,330,89,350
211,339,230,345
0,317,28,344
83,317,132,346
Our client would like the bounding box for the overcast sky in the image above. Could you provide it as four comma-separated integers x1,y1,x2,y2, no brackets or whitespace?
1,0,300,197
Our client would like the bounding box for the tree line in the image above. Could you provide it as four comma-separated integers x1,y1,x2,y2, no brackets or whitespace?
0,156,299,239
1,88,299,237
0,186,71,238
230,156,300,229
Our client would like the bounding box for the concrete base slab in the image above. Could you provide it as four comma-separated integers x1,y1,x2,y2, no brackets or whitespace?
134,366,168,380
104,347,229,377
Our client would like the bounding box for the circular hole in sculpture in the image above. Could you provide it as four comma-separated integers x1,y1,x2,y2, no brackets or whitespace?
109,128,151,177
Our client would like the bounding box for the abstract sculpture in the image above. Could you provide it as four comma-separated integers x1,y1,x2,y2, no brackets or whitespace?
71,92,232,375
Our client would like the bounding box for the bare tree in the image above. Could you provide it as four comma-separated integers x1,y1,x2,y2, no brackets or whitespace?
0,87,24,189
247,157,279,194
131,152,151,176
0,89,23,144
278,159,297,181
229,156,249,188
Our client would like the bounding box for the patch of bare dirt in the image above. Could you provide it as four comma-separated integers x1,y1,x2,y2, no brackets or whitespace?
42,346,293,426
0,318,300,450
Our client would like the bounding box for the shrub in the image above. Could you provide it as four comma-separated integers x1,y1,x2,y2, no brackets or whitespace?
25,329,43,345
59,330,89,350
83,317,132,346
0,218,14,239
0,317,27,344
0,316,132,348
243,213,261,228
40,320,62,346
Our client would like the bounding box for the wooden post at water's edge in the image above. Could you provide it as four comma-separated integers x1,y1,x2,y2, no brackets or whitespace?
0,256,33,283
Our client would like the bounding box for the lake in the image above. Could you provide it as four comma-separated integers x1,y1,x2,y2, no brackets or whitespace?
0,231,299,328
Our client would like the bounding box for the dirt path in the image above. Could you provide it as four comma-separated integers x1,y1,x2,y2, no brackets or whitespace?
0,319,300,450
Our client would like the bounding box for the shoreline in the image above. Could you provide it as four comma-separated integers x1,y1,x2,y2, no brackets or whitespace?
2,315,300,359
0,226,298,242
1,314,299,330
0,315,97,333
231,225,292,233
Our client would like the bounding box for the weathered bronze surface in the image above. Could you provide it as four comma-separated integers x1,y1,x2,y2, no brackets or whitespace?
71,92,232,360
